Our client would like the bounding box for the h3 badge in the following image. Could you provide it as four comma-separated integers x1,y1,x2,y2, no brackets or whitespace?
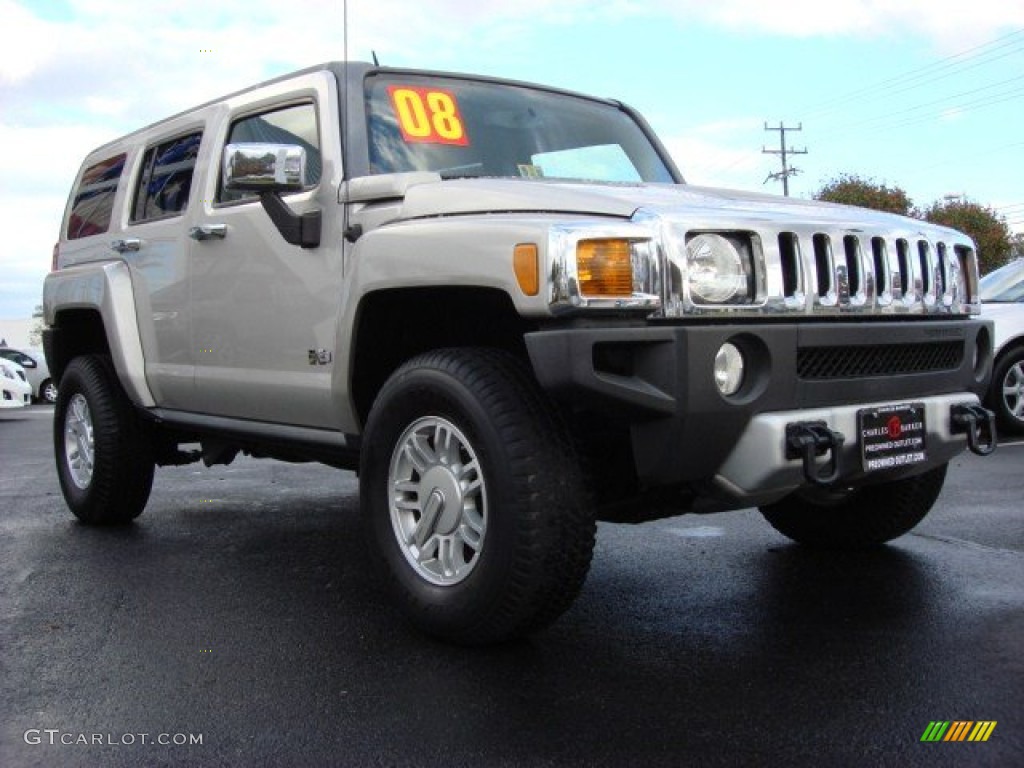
309,349,333,366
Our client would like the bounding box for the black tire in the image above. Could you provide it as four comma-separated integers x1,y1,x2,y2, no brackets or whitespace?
988,345,1024,436
759,463,947,549
40,377,58,404
54,355,155,525
360,348,595,645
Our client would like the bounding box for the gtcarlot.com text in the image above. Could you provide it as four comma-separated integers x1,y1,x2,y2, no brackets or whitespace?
24,729,203,746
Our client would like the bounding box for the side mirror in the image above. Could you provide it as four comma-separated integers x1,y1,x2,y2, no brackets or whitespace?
221,143,320,248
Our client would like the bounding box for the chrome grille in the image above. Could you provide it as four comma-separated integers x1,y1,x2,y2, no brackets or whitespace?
772,230,974,315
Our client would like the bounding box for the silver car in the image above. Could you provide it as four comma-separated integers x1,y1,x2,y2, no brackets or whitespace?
0,347,57,403
980,258,1024,435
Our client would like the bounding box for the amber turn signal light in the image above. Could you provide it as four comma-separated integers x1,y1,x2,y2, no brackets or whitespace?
514,244,540,296
577,239,633,297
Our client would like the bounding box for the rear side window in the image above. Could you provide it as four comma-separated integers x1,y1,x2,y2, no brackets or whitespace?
67,154,126,239
218,103,321,204
131,132,203,222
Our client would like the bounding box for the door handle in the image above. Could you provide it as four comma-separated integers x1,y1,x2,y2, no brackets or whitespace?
189,224,228,241
110,238,141,253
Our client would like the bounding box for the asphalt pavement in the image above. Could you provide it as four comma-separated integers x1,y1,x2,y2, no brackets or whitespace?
1,405,1021,767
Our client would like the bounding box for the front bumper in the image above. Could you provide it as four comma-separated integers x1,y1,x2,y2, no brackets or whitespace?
526,318,993,504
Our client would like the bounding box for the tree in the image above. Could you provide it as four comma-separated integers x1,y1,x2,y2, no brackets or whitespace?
1011,232,1024,261
814,174,914,216
921,200,1012,275
29,304,44,348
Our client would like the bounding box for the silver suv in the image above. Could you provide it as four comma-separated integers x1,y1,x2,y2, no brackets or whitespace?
44,63,997,643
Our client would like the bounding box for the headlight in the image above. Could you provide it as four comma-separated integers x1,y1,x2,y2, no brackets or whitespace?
685,233,752,305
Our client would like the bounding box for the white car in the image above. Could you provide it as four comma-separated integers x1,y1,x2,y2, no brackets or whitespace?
980,258,1024,435
1,359,32,408
0,347,56,403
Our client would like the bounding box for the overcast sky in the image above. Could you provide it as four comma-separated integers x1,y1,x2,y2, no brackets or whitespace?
1,0,1022,319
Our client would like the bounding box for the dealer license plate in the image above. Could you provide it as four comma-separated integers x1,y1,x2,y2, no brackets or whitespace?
858,403,927,472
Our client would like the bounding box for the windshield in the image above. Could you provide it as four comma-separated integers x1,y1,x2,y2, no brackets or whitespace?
365,74,675,184
980,258,1024,302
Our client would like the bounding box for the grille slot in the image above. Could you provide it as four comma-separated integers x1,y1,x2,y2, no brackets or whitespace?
797,341,963,380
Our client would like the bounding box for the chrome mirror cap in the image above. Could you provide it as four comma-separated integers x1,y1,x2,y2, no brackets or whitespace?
223,143,307,193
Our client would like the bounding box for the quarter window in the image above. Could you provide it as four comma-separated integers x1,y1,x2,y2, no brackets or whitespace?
131,132,203,222
218,103,321,203
67,154,126,239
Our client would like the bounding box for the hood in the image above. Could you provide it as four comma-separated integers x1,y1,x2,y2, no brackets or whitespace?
396,177,964,240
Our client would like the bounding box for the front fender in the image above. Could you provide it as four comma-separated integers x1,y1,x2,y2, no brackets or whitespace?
43,261,155,407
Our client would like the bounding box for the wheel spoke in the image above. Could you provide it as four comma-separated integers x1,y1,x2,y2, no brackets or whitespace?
411,433,439,473
457,459,483,497
459,507,485,549
437,537,459,578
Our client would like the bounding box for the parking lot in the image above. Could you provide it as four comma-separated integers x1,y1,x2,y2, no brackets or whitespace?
1,405,1021,767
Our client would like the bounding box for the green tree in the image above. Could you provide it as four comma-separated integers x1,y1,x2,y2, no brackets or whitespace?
814,174,914,216
1011,232,1024,261
921,200,1012,275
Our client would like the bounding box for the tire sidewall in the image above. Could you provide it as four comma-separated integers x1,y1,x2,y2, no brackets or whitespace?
362,366,522,635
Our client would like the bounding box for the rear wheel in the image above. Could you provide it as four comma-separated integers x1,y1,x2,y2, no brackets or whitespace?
759,463,947,549
54,355,154,524
360,348,595,644
40,378,58,404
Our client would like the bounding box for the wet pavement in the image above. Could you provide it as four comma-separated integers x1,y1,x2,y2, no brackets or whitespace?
2,406,1022,766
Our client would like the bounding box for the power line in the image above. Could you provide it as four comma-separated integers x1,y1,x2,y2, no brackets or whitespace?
800,28,1024,120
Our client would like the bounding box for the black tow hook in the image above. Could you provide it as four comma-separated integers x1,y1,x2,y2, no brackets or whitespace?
785,421,846,487
951,403,998,456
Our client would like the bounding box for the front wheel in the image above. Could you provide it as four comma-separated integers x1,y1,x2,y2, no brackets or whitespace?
54,355,155,524
759,463,947,549
360,348,595,645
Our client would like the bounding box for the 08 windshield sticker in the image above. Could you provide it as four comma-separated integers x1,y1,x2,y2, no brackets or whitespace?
388,86,469,146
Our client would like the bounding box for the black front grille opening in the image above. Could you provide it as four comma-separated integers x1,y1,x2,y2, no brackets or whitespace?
896,239,911,299
813,234,831,297
936,242,948,296
797,341,964,380
843,235,861,296
871,237,888,296
955,244,976,302
778,232,800,297
918,240,932,295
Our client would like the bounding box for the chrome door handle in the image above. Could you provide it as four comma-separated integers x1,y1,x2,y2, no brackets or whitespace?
110,238,141,253
189,224,228,241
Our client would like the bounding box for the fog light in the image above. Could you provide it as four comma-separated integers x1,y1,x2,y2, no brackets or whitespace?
714,342,744,396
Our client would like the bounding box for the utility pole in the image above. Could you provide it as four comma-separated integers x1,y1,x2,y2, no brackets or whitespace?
763,122,807,197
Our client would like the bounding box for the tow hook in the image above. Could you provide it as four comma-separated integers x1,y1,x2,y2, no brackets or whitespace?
951,403,998,456
785,421,846,487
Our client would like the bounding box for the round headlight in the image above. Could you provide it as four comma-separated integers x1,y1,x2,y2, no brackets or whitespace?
686,234,747,304
714,342,745,396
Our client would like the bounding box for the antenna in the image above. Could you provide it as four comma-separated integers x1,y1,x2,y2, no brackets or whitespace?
372,50,380,67
342,0,351,243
